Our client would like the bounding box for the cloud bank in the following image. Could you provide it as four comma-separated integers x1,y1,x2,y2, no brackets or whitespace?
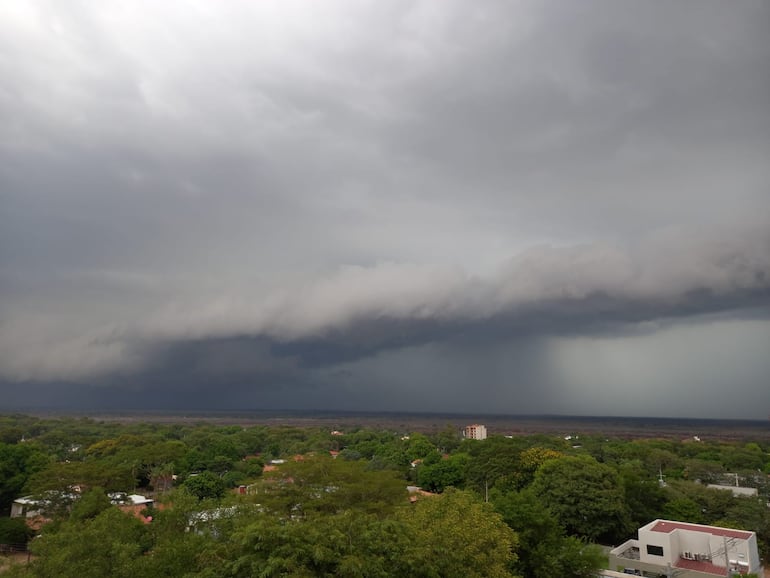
1,1,768,416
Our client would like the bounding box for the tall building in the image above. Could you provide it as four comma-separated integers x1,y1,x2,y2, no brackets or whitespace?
464,424,487,440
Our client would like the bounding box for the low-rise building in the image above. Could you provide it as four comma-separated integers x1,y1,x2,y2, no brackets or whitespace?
108,493,154,520
10,496,44,520
11,492,153,524
10,492,78,522
610,519,762,577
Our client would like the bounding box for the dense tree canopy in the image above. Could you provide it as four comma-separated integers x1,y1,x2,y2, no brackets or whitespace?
1,414,769,576
530,455,631,542
492,488,603,578
401,488,518,578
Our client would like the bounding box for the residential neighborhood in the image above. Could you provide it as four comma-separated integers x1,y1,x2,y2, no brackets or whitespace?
1,414,768,577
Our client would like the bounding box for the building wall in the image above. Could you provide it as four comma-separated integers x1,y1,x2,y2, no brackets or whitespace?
746,534,760,571
635,519,761,574
10,500,40,519
464,424,487,440
638,525,674,565
9,502,25,518
706,484,758,498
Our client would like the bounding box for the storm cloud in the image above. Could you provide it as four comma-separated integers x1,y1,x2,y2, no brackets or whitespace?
1,1,769,417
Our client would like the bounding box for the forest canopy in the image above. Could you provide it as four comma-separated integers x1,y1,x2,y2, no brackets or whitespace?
0,414,768,577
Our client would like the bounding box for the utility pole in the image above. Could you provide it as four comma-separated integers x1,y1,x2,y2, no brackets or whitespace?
724,536,731,578
711,535,737,578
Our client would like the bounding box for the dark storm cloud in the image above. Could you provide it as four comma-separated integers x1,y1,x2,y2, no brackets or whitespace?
1,1,769,415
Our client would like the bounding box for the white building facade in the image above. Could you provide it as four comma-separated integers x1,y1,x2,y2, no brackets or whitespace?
610,519,762,577
463,424,487,440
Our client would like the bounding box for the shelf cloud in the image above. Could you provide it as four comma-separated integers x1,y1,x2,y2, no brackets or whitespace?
1,1,768,416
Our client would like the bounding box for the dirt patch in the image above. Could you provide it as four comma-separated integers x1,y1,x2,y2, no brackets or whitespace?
0,552,31,573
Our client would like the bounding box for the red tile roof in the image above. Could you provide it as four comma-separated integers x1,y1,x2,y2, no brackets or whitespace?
650,520,752,540
674,557,729,576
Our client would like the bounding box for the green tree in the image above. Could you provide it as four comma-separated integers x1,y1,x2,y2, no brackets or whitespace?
429,425,462,454
492,488,603,578
183,471,226,501
516,447,563,488
406,434,437,462
714,496,770,560
531,455,630,542
26,507,148,578
0,443,49,513
0,517,34,545
220,510,414,578
464,436,528,494
220,464,517,577
69,488,112,521
417,453,469,492
399,488,518,578
259,456,407,518
662,480,735,525
618,460,667,528
25,460,134,496
662,496,706,524
0,426,24,445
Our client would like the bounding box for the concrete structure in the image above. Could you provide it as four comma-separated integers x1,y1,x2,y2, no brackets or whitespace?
610,519,762,577
108,493,154,507
10,492,78,521
706,484,758,498
406,485,437,503
463,424,487,440
11,492,153,526
108,493,154,519
10,496,43,520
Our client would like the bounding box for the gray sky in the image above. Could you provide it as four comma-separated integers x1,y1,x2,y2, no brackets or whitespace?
1,1,769,418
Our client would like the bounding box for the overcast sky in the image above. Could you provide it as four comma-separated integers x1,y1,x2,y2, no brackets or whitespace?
1,1,769,418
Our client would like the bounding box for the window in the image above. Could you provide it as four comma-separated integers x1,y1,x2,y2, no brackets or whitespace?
646,545,664,557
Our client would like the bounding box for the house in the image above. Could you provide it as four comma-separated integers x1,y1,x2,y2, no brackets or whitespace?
463,424,487,440
406,486,436,503
11,492,153,524
10,496,51,531
10,496,45,520
10,492,78,524
610,519,763,577
108,493,154,520
187,506,241,536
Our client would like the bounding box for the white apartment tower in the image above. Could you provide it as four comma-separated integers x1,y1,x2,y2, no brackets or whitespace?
464,424,487,440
